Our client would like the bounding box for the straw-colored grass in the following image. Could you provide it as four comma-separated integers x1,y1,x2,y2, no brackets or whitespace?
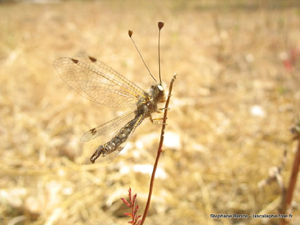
1,1,300,224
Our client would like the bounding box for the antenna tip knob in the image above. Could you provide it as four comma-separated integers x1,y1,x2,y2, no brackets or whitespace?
158,21,164,30
128,30,133,37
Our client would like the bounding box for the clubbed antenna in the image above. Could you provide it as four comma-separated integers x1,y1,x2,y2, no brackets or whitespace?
158,21,164,84
128,29,157,83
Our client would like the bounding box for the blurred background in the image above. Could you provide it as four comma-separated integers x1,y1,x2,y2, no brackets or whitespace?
1,0,300,224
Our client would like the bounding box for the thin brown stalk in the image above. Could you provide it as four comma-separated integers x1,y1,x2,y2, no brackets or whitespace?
139,73,177,225
280,124,300,225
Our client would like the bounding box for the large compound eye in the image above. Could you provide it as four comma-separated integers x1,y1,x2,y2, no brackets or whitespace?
158,85,164,91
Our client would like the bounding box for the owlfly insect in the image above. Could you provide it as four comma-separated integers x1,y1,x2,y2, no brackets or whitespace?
54,22,166,163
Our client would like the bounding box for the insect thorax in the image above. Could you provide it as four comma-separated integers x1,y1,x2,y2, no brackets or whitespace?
136,84,165,118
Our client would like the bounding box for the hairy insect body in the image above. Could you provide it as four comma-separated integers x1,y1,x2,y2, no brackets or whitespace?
90,115,141,163
90,88,165,163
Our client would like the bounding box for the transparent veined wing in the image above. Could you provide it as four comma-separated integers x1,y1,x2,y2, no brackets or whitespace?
53,55,147,108
80,111,135,142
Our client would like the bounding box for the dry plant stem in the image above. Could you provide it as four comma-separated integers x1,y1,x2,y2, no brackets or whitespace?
140,73,177,225
286,134,300,206
280,131,300,225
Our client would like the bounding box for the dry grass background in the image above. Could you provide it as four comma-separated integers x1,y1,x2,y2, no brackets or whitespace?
1,0,300,225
